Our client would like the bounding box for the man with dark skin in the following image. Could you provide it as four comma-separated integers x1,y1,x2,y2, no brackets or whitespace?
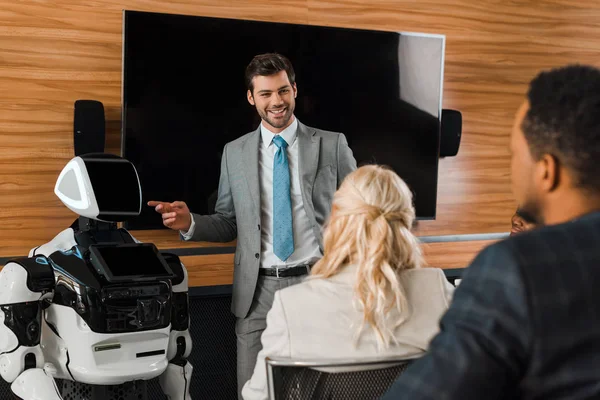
382,64,600,399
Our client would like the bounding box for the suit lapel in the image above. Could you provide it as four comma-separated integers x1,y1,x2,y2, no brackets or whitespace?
297,121,320,204
241,127,261,215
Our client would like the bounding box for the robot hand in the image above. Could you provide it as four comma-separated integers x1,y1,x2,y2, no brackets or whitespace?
159,361,193,400
0,258,55,399
11,367,63,400
159,255,194,399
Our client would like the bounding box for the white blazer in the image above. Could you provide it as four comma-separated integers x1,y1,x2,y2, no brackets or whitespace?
242,265,455,400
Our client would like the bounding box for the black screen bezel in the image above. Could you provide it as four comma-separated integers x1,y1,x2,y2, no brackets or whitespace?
121,10,444,229
89,243,175,283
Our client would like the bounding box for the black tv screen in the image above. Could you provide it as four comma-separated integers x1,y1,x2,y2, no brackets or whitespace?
122,10,445,230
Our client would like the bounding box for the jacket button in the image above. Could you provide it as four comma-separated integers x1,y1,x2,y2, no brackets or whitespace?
255,253,259,259
258,224,261,231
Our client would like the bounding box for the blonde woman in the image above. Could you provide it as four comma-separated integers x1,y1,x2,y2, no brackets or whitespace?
242,165,454,400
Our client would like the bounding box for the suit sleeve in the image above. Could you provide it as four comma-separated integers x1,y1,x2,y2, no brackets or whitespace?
186,143,238,242
381,243,531,400
241,292,291,400
337,133,357,187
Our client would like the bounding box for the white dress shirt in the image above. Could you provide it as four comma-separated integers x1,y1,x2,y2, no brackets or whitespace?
182,117,322,269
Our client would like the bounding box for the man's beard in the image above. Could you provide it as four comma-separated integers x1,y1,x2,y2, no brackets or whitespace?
519,198,544,226
515,207,537,225
258,106,294,129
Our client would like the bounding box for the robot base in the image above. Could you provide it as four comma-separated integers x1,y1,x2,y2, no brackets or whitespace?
59,379,148,400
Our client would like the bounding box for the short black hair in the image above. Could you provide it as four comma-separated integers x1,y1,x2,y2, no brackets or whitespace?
245,53,296,93
523,64,600,192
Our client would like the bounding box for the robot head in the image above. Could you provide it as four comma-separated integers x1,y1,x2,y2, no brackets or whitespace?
54,153,141,222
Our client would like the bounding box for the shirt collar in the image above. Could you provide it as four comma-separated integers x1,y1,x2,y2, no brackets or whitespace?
260,117,298,148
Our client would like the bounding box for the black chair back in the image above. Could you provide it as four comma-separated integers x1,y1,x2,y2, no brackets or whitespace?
266,356,412,400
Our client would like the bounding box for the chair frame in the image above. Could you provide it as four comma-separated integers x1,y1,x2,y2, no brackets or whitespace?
265,355,414,400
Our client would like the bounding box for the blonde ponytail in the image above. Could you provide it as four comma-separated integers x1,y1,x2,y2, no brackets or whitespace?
311,165,422,350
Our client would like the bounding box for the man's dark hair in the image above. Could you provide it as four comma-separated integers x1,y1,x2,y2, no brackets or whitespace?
245,53,296,94
523,64,600,192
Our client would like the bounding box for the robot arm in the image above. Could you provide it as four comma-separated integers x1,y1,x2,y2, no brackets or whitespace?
159,253,193,400
0,257,63,399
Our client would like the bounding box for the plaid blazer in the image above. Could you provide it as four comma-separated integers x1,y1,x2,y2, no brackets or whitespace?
381,211,600,400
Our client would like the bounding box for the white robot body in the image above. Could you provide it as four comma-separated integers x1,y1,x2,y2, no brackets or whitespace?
1,154,194,399
37,319,70,382
160,361,193,400
11,368,62,400
166,329,193,361
0,262,49,384
0,345,45,383
0,262,44,304
42,304,171,385
167,266,193,361
29,227,81,259
33,227,173,386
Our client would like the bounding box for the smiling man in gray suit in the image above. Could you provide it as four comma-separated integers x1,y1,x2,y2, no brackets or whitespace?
149,53,356,398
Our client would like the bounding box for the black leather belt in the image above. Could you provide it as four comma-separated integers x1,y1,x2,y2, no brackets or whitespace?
259,264,312,278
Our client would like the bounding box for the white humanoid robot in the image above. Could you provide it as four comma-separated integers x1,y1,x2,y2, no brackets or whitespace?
0,153,193,400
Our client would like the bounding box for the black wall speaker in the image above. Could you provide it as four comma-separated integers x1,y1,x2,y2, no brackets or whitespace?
74,100,106,156
440,109,462,157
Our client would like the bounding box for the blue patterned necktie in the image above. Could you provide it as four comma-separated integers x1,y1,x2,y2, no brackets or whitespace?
272,135,294,261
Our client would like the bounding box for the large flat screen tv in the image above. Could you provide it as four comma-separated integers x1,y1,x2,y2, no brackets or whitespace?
122,10,445,230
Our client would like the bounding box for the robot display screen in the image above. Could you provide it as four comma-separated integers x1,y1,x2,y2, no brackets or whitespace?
89,243,174,282
84,159,141,213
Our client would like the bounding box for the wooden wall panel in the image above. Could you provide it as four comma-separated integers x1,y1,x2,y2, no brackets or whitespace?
131,230,236,250
182,254,235,287
165,240,495,287
1,0,599,274
421,240,495,270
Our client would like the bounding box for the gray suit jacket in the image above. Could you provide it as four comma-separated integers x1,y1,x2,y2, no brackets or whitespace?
188,121,357,318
